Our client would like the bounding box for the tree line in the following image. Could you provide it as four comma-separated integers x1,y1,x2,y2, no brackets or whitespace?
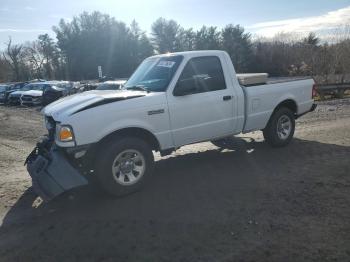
1,11,350,83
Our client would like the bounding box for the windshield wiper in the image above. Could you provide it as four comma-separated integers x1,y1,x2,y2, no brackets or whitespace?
125,85,150,93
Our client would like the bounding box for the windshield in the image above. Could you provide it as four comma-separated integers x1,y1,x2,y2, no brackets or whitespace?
0,85,7,92
97,83,120,90
124,55,183,92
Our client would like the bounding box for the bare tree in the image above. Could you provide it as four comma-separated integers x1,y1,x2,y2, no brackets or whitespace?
38,34,60,79
313,25,350,84
23,41,45,79
332,26,350,83
2,37,24,81
0,56,12,81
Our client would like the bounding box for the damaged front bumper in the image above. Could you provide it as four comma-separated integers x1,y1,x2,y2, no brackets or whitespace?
25,138,88,201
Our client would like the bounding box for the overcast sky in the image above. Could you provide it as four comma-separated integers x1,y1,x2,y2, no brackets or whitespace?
1,0,350,44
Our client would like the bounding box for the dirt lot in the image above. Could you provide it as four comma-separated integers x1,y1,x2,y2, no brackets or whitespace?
0,100,350,262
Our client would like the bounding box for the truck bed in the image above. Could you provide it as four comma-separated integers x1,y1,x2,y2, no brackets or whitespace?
237,73,312,87
266,76,312,85
241,78,314,133
236,73,268,86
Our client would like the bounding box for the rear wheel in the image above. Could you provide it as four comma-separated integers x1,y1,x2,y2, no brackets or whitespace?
95,137,154,197
263,107,295,147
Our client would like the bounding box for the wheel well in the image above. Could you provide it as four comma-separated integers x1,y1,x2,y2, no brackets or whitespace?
274,99,297,115
98,127,160,151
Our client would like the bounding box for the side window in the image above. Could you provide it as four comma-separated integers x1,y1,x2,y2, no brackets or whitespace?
174,56,226,95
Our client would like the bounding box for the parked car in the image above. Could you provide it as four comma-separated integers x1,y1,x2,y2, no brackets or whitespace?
26,50,317,201
0,84,11,103
7,81,46,105
22,82,61,106
42,81,75,105
0,82,28,104
8,85,31,105
96,80,126,91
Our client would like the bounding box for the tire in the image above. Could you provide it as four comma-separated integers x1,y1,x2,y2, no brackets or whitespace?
263,107,295,147
94,136,154,197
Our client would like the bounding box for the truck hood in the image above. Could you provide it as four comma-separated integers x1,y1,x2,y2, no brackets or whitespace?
22,90,43,97
44,90,147,120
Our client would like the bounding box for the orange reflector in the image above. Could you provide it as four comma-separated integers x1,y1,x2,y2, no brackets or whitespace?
59,127,73,141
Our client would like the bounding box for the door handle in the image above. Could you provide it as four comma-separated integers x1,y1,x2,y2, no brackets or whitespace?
223,95,232,101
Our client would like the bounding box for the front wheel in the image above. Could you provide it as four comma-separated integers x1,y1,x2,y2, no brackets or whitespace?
263,107,295,147
95,137,154,197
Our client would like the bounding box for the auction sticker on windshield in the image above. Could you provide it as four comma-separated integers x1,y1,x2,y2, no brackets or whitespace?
157,61,176,68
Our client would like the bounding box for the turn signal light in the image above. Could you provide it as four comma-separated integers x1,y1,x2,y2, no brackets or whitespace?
59,126,73,142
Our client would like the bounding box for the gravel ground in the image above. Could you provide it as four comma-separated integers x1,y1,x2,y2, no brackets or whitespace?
0,100,349,262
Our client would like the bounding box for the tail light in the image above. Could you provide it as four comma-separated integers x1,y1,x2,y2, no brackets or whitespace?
312,84,317,99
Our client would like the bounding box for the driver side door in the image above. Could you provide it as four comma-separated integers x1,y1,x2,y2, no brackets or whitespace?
167,56,235,147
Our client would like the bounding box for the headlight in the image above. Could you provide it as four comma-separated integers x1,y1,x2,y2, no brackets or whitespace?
58,125,74,142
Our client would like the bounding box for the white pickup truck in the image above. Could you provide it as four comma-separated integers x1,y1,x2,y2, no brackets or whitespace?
26,50,316,200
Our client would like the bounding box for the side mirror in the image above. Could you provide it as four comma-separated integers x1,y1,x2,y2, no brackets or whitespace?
173,78,197,96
